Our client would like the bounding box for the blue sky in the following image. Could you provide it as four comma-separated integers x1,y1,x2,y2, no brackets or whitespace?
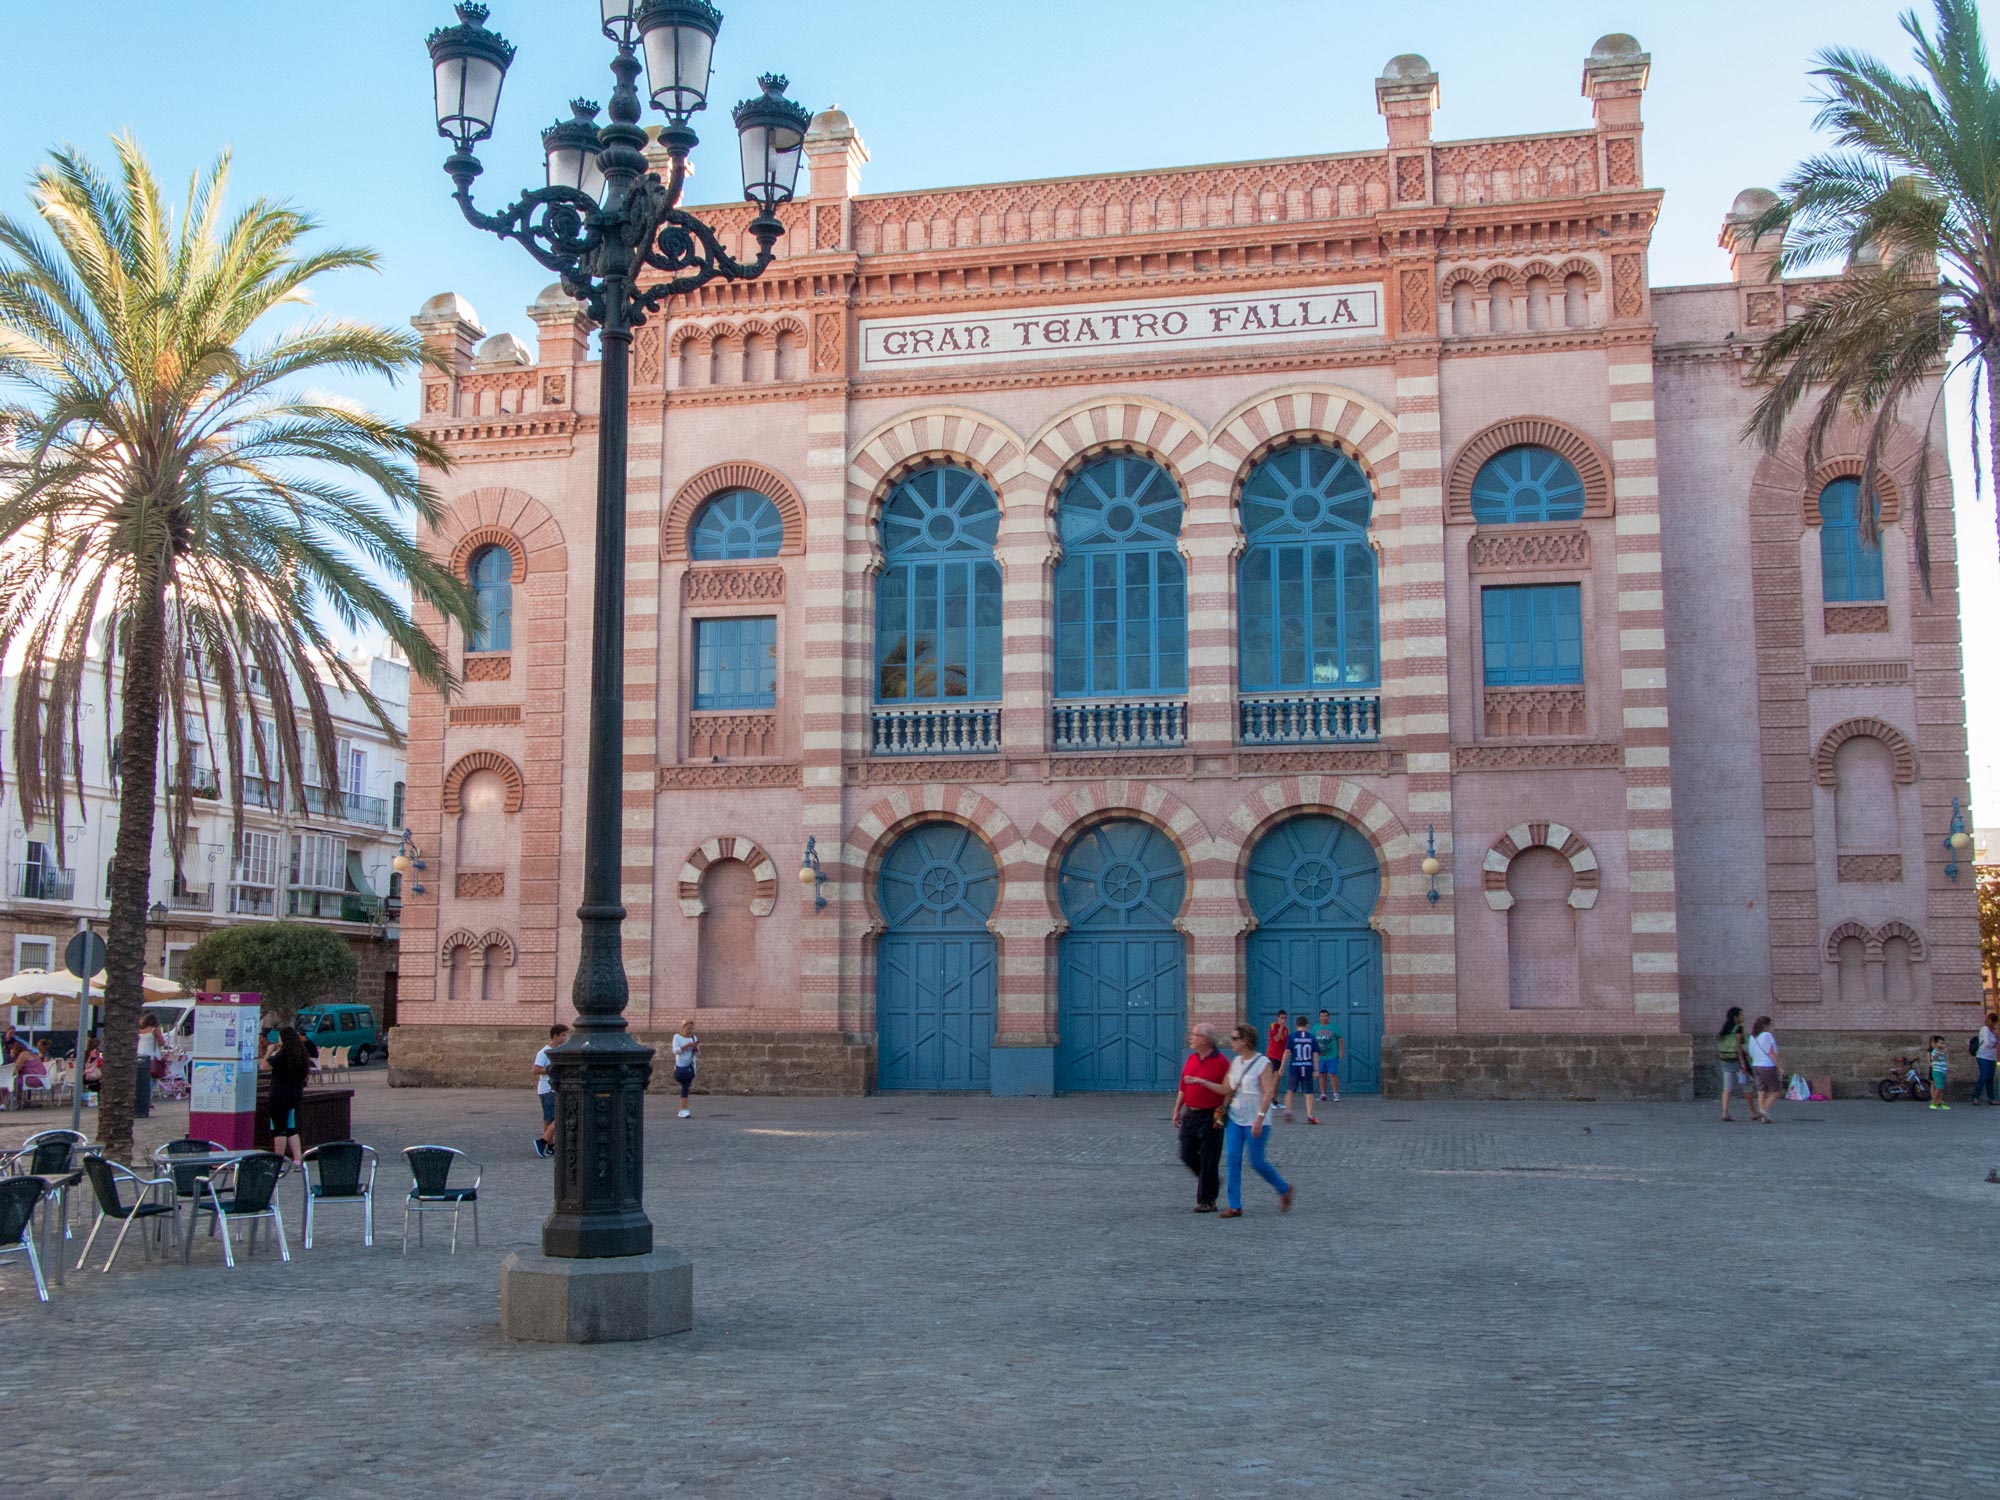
3,0,1993,804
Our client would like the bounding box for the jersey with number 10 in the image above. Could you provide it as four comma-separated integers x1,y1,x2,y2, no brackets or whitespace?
1287,1032,1320,1069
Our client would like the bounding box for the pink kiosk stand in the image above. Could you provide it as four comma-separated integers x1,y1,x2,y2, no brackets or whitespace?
187,991,262,1150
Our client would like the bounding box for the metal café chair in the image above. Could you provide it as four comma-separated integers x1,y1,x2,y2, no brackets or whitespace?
187,1152,290,1268
300,1141,377,1249
76,1156,178,1273
401,1146,480,1255
0,1175,49,1300
155,1137,228,1225
15,1130,88,1177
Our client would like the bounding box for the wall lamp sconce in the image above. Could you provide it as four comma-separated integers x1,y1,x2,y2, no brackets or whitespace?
1422,824,1441,906
799,836,827,910
1944,796,1971,883
392,827,428,896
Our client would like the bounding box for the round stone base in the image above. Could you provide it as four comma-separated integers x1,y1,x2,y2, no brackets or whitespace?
499,1247,694,1344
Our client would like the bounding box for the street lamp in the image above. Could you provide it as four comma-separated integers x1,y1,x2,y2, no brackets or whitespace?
1421,826,1441,906
391,828,428,897
423,1,810,1326
1945,796,1972,883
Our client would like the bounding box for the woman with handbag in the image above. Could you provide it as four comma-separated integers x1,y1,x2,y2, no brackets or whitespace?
1219,1023,1294,1219
134,1012,165,1118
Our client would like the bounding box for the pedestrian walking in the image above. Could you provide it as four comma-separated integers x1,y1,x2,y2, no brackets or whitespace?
1716,1006,1765,1123
1172,1023,1230,1213
1973,1013,1998,1105
1927,1033,1952,1111
1219,1023,1293,1218
1313,1008,1341,1103
1282,1017,1320,1125
134,1012,164,1119
533,1023,568,1157
672,1020,699,1119
262,1027,312,1167
1746,1016,1782,1123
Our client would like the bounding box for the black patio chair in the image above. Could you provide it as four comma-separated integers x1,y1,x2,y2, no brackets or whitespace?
300,1141,377,1249
14,1129,87,1176
76,1156,178,1273
0,1175,48,1301
402,1146,480,1254
188,1151,290,1268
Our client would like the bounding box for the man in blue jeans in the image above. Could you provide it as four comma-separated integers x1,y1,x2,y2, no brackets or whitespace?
532,1023,568,1158
1976,1013,1998,1105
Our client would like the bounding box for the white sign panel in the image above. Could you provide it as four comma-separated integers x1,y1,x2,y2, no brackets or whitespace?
858,283,1384,371
192,1003,245,1063
188,1060,240,1113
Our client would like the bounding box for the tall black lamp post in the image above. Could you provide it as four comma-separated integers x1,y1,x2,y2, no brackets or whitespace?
423,1,809,1315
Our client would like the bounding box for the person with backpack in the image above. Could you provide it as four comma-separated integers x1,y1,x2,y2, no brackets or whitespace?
1973,1014,1998,1105
1716,1007,1764,1123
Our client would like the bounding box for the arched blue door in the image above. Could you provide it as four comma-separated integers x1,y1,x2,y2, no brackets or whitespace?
876,823,999,1091
1056,819,1187,1092
1245,815,1384,1094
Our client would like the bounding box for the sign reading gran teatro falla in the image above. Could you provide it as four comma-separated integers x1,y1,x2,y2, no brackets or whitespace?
858,283,1384,371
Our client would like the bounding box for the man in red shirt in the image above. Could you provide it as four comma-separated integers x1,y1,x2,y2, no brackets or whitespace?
1173,1023,1232,1213
1266,1011,1290,1071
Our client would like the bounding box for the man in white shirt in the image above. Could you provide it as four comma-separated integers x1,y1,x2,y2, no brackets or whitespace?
1975,1012,1998,1105
533,1023,568,1158
671,1019,698,1120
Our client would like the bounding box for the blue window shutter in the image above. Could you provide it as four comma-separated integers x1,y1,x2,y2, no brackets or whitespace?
874,466,1003,704
1481,584,1583,686
1052,455,1188,699
468,545,513,651
1235,442,1380,693
1469,445,1587,524
1818,478,1884,603
693,616,778,709
690,489,784,560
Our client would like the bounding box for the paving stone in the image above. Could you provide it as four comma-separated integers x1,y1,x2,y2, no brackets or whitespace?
3,1080,1996,1498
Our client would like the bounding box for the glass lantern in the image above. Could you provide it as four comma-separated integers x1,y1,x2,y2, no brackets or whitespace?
427,2,516,148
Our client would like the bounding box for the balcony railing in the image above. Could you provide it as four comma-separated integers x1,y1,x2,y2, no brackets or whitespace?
287,889,383,924
229,886,276,918
175,766,221,800
1238,691,1382,746
870,704,1001,757
241,775,284,811
1052,699,1188,752
12,864,73,902
298,784,389,827
166,883,216,913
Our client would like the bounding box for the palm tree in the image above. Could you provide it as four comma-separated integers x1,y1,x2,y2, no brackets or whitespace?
1745,0,2000,586
0,135,473,1159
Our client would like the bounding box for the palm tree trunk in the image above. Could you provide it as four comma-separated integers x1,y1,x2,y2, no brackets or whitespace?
95,570,169,1164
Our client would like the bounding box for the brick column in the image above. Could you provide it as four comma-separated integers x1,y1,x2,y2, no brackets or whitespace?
1182,455,1236,757
620,361,666,1025
800,388,854,1032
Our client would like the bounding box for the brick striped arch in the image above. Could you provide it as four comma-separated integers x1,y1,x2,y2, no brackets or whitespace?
661,460,806,561
432,487,567,580
1813,718,1917,787
442,750,524,814
843,786,1030,907
1446,417,1613,520
1438,266,1485,292
1211,778,1440,1027
1874,919,1926,959
1024,395,1209,504
441,928,516,965
1824,920,1877,962
676,836,779,918
1482,822,1601,912
1552,257,1603,290
448,525,526,582
1022,780,1213,921
1483,264,1526,289
1804,457,1903,526
848,406,1029,527
1209,385,1402,511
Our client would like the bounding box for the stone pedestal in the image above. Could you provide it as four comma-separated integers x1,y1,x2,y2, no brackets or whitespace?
499,1248,693,1343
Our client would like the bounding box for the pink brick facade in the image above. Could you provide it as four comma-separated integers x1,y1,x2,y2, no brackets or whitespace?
389,35,1978,1099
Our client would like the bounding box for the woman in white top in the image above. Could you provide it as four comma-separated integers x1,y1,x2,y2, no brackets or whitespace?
1219,1023,1293,1217
1745,1016,1781,1124
1975,1012,1998,1105
134,1013,164,1119
671,1019,698,1120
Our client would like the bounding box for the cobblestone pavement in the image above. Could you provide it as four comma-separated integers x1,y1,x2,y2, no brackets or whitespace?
4,1074,1996,1499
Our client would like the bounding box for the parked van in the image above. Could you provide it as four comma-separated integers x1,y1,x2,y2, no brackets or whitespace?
296,1003,384,1066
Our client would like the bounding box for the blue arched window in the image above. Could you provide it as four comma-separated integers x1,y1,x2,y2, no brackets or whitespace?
1054,455,1186,698
1470,445,1586,524
468,545,512,652
1238,442,1378,691
875,465,1002,703
690,488,783,560
1819,477,1885,602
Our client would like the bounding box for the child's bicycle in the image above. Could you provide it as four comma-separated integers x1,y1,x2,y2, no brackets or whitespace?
1877,1055,1932,1103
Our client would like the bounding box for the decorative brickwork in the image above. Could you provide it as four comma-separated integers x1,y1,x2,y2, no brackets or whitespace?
1396,155,1426,202
1483,686,1586,737
442,750,525,814
463,654,511,682
1468,527,1590,571
1482,823,1600,912
1453,742,1621,770
656,763,801,790
1812,718,1916,787
1836,854,1903,883
633,324,663,385
677,837,780,918
682,564,785,604
1611,254,1645,317
441,928,515,965
455,871,504,898
814,203,842,251
687,712,778,760
1605,137,1639,187
848,758,1005,785
661,461,806,562
1399,268,1435,334
449,705,522,725
1803,459,1901,525
448,525,528,582
1811,660,1910,687
1824,604,1890,634
1432,134,1598,203
1447,418,1611,521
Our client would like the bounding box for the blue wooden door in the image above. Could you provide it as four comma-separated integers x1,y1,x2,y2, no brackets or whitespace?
1244,815,1384,1094
876,823,998,1091
1056,819,1187,1092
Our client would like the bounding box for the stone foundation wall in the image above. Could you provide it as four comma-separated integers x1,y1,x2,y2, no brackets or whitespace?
1383,1033,1696,1101
1688,1028,1989,1101
388,1024,873,1096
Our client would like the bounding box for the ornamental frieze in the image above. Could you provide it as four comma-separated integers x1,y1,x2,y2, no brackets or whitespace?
682,565,785,605
1468,527,1590,572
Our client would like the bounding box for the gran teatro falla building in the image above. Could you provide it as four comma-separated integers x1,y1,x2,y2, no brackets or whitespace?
389,34,1978,1099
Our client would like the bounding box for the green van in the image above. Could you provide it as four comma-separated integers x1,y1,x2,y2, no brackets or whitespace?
296,1003,384,1066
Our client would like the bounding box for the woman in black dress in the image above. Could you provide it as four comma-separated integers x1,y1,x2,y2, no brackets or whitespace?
264,1027,312,1167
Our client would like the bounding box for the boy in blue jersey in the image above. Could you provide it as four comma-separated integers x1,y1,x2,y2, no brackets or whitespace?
1282,1018,1321,1125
